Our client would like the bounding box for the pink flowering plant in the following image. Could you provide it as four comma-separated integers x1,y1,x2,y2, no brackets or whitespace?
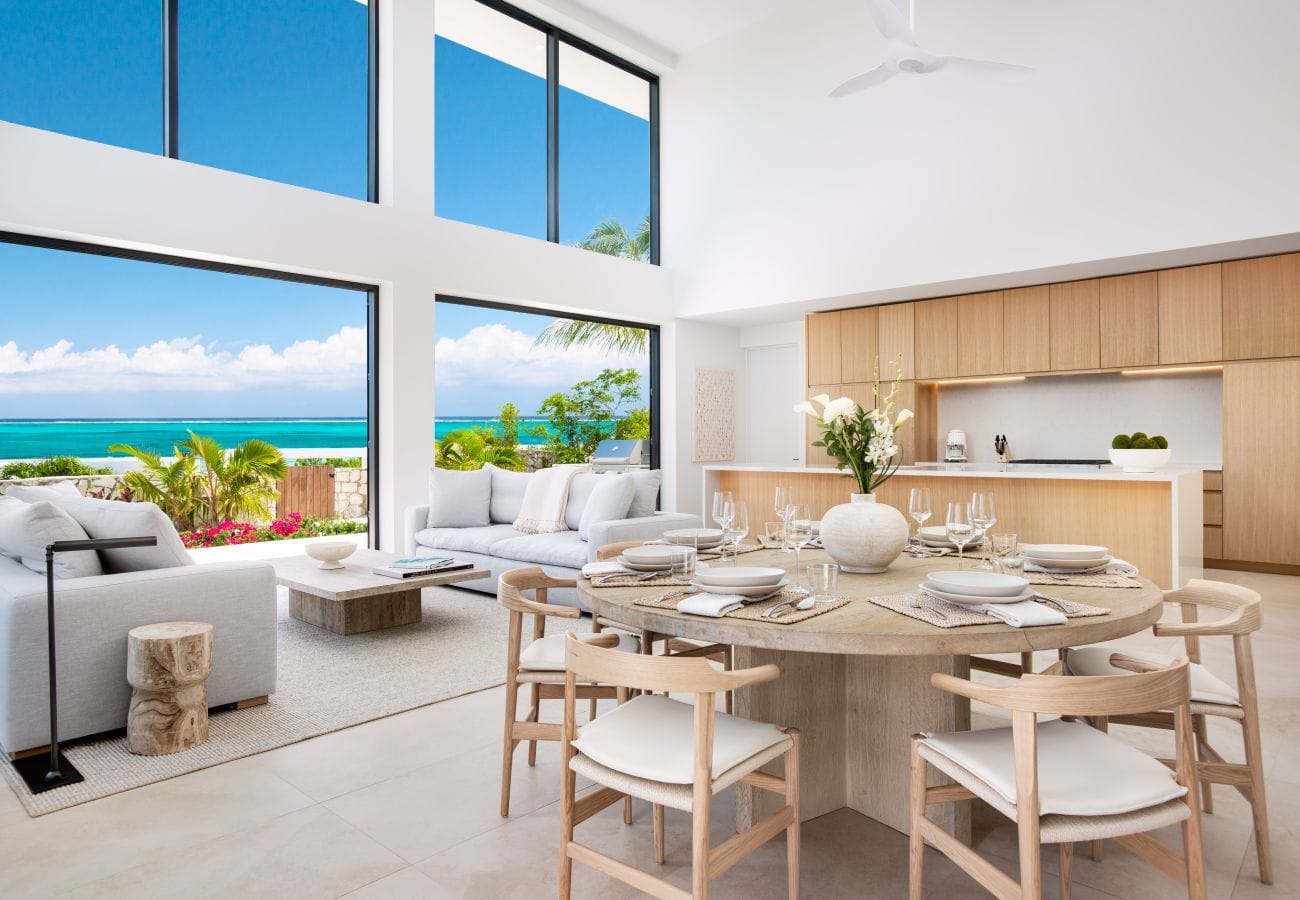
180,513,366,548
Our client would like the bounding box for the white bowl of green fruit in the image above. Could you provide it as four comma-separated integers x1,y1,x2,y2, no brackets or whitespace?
1109,432,1172,473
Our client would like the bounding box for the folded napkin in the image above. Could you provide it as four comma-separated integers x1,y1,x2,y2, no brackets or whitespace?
677,593,745,617
581,560,634,578
970,599,1067,628
1023,558,1138,577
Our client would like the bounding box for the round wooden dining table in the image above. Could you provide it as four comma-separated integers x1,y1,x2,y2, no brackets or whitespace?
577,547,1164,839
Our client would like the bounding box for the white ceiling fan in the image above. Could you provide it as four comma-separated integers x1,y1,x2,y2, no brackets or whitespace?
830,0,1033,97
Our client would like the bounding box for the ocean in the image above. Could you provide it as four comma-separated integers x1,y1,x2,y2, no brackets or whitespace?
0,417,565,461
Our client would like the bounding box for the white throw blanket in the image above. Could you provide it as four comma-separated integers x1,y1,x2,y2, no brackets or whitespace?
513,465,582,534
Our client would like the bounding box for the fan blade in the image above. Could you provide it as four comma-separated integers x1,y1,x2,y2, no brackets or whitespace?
830,64,895,97
938,56,1034,79
866,0,914,41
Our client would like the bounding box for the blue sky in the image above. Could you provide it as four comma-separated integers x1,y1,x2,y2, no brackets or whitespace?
0,1,651,420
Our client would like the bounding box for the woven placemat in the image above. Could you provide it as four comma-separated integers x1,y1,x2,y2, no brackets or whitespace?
1022,570,1141,588
634,588,848,624
871,591,1110,629
696,539,767,559
586,573,691,589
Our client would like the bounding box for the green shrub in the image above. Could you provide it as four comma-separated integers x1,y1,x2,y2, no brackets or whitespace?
0,456,113,479
1152,435,1168,449
301,516,368,535
1111,434,1132,450
292,457,362,467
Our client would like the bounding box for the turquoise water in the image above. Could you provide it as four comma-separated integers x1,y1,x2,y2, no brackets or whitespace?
0,418,565,460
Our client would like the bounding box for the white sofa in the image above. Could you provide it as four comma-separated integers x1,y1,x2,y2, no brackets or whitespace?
404,466,698,608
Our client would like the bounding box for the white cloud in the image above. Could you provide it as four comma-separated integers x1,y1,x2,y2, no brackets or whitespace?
433,323,646,392
0,327,367,394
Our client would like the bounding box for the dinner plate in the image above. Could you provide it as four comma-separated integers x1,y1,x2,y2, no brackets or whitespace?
920,536,959,548
926,570,1029,597
1021,554,1113,570
920,581,1035,606
663,528,725,547
621,545,683,565
694,566,787,587
690,579,788,598
1021,544,1109,561
617,557,673,572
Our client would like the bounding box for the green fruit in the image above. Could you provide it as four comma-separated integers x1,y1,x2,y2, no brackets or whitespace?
1130,432,1148,442
1152,435,1169,449
1111,434,1133,449
1132,437,1158,450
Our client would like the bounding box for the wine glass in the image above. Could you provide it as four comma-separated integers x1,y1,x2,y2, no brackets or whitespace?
945,502,975,569
971,491,997,571
712,491,734,533
773,487,795,553
788,505,815,577
724,501,749,564
908,487,932,544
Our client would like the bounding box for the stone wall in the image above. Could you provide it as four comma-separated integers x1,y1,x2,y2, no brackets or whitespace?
0,473,130,499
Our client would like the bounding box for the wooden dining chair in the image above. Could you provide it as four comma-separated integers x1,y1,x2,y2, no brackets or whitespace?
1063,578,1271,883
910,655,1205,900
560,633,801,900
497,567,640,818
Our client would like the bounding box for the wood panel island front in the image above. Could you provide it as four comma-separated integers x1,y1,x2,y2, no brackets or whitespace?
703,465,1204,589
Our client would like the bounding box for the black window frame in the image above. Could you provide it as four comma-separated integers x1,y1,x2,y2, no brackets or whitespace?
434,294,660,473
0,230,382,546
442,0,661,264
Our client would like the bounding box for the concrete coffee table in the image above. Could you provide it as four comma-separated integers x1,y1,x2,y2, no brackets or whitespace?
268,548,490,635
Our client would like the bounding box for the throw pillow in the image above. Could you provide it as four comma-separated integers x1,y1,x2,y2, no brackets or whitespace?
577,474,636,541
485,464,531,524
627,469,663,518
5,484,192,572
426,467,492,528
564,472,600,531
0,498,104,579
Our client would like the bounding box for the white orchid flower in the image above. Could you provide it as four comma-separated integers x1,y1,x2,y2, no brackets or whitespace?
792,400,817,418
895,408,914,428
811,394,831,406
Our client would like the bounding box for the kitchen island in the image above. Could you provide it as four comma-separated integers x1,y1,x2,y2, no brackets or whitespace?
704,464,1203,588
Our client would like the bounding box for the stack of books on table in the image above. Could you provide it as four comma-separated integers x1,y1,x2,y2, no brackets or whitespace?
372,556,475,579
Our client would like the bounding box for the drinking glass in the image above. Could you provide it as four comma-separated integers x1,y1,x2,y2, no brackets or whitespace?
773,487,796,553
805,563,839,605
908,487,932,543
788,505,815,575
712,491,734,532
991,532,1019,575
945,502,976,569
668,546,696,582
971,491,997,571
724,501,749,564
764,521,786,549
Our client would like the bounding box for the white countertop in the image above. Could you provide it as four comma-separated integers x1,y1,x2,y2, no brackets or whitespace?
704,463,1204,484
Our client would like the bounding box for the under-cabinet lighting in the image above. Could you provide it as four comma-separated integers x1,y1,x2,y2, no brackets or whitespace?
933,375,1027,386
1120,365,1224,376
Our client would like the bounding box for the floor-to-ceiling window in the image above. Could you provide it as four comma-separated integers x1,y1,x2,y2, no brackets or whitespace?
434,0,659,262
433,297,657,472
0,234,379,544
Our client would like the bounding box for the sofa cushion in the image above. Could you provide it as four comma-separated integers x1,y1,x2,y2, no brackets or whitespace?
578,474,635,541
414,524,522,555
490,531,589,569
519,631,640,671
627,470,662,518
486,464,531,524
0,497,104,579
564,472,600,531
427,467,491,528
5,484,192,572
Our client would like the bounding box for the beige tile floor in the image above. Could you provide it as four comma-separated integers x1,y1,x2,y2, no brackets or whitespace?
0,568,1295,899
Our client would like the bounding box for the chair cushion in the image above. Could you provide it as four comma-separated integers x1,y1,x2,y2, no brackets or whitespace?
0,497,104,579
485,464,531,524
5,484,192,572
627,470,662,518
577,474,635,541
490,531,589,569
413,524,521,555
564,473,601,531
1066,646,1240,707
519,631,639,671
426,467,492,528
921,718,1187,817
574,694,790,785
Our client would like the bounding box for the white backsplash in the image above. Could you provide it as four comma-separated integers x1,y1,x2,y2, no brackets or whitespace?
934,372,1223,468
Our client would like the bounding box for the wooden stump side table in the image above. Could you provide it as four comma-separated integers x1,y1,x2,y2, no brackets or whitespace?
126,621,214,756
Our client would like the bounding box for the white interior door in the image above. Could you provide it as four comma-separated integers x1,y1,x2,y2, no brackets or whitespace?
746,344,803,466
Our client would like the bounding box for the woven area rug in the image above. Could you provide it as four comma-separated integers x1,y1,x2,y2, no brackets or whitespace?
2,585,556,817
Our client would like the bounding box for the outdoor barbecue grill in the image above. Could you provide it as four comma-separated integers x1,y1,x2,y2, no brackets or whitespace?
590,439,644,473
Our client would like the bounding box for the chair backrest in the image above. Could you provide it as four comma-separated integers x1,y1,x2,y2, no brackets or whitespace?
1160,578,1263,664
595,540,644,562
497,567,580,616
565,632,779,695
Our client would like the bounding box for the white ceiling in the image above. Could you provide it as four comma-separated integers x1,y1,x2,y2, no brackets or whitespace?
561,0,801,55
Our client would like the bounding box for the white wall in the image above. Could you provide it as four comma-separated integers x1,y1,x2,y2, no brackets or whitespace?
935,372,1223,468
661,0,1300,321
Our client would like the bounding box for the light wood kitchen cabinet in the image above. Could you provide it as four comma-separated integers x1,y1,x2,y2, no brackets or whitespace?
890,381,937,465
877,302,915,381
1002,285,1051,373
1099,272,1158,368
840,307,880,383
914,297,959,379
1223,253,1300,360
806,312,842,385
957,292,1004,376
1158,264,1222,364
1223,359,1300,565
1049,279,1101,371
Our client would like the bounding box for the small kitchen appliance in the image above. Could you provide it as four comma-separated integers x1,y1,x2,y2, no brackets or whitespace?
945,429,968,463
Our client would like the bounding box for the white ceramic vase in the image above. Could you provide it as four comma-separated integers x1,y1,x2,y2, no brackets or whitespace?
818,493,909,574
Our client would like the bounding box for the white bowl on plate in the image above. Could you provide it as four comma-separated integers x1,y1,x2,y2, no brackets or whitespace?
920,581,1035,606
918,526,950,541
621,545,682,565
926,570,1029,597
663,528,724,547
1021,544,1108,561
691,579,788,599
305,541,357,570
694,566,787,587
1021,554,1112,570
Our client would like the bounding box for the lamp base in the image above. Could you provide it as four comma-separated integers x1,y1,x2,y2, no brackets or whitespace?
12,751,85,794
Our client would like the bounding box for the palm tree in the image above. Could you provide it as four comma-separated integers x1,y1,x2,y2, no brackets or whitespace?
575,215,650,262
435,428,526,471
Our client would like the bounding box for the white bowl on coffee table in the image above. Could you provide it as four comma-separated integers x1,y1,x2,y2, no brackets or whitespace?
926,570,1029,597
305,541,357,570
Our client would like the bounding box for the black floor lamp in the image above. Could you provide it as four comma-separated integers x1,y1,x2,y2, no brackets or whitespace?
12,535,157,794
